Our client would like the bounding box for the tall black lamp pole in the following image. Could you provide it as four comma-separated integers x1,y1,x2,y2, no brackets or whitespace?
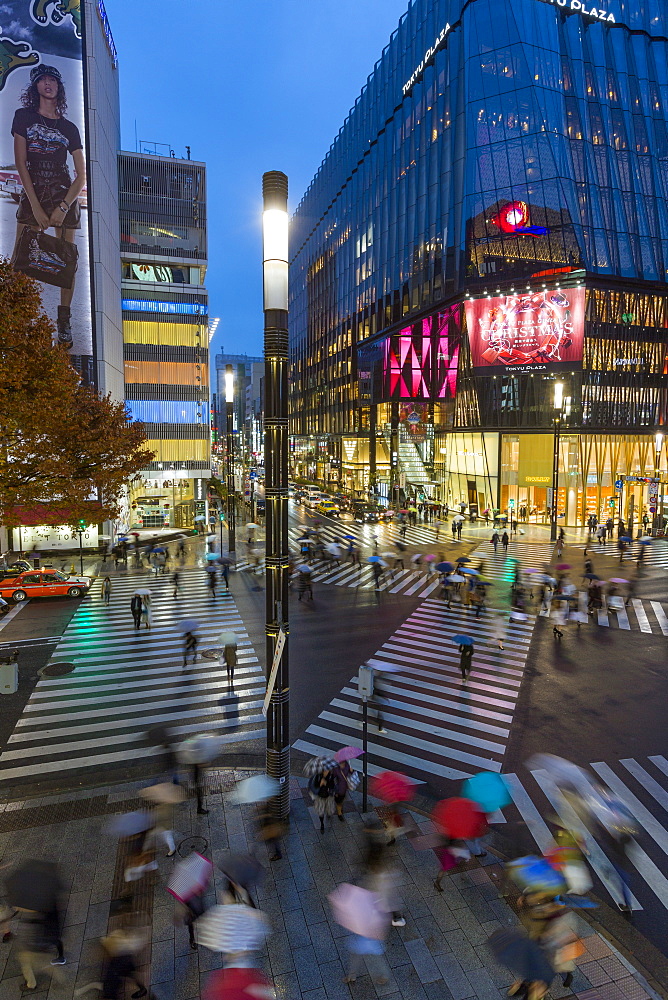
263,171,290,820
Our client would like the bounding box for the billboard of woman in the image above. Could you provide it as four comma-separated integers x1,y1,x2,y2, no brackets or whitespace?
0,0,92,359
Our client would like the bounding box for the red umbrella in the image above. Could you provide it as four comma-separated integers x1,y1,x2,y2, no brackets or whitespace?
555,563,571,570
369,771,415,803
432,797,487,839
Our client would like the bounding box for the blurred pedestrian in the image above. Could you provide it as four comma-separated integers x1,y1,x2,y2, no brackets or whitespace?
256,801,285,862
308,767,337,833
223,640,237,687
459,642,473,684
172,570,181,599
192,763,208,815
625,577,637,606
297,570,313,601
140,596,152,630
332,758,357,823
502,531,509,553
206,566,217,598
101,576,111,605
456,519,463,538
130,593,142,629
492,611,507,650
491,530,499,552
220,561,229,590
182,631,198,669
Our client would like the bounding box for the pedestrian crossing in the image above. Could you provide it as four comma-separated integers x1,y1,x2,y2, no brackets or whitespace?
234,527,557,600
538,593,668,635
503,756,668,914
294,596,536,782
0,569,266,783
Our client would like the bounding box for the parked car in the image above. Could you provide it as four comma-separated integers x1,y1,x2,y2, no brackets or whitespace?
0,569,92,602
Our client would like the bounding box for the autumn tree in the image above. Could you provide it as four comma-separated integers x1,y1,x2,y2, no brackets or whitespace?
0,260,154,528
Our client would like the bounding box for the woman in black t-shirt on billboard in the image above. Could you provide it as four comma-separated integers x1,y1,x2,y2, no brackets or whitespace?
11,63,86,348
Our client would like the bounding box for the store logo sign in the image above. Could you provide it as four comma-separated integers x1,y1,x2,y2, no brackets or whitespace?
402,24,452,96
540,0,617,22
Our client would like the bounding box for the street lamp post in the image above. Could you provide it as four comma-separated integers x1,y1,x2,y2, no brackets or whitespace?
654,432,664,535
263,172,290,821
225,365,236,560
550,382,563,543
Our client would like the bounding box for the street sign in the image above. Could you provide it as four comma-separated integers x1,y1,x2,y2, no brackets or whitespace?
358,665,374,699
262,629,286,716
615,479,624,489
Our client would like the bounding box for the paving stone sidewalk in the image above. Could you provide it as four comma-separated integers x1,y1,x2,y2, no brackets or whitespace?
0,771,662,1000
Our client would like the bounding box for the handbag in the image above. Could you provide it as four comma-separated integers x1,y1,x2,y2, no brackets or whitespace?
13,227,78,289
346,770,360,791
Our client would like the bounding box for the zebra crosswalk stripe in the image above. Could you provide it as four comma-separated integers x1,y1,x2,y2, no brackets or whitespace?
539,593,668,635
501,756,668,914
0,569,266,783
294,596,535,782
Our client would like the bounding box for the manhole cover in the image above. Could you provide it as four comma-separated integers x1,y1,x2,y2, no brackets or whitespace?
202,648,222,660
39,662,75,677
178,835,208,857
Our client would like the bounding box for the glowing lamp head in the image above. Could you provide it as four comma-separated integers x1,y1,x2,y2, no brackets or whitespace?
225,365,234,403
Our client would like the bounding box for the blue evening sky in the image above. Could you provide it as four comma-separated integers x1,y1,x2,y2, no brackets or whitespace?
103,0,409,361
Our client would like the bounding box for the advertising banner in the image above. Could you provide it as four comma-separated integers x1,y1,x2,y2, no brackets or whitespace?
465,288,585,375
0,0,92,361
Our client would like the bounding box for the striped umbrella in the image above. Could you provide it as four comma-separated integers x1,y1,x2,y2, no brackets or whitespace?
195,903,270,953
167,852,213,903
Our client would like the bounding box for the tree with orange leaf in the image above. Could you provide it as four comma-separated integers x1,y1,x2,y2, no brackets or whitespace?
0,260,154,528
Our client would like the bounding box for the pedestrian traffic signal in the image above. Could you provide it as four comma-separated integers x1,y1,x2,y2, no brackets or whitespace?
77,519,87,530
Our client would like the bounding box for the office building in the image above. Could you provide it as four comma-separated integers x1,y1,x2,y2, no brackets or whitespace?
119,151,210,529
213,352,264,466
289,0,668,528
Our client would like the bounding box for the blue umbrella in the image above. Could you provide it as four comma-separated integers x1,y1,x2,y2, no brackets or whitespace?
206,552,218,561
368,555,384,564
620,535,632,542
451,634,474,645
460,567,479,575
436,561,454,572
344,535,357,540
639,537,652,545
462,772,511,813
457,556,471,564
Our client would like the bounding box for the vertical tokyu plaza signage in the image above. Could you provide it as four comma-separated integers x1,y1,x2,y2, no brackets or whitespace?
402,0,618,96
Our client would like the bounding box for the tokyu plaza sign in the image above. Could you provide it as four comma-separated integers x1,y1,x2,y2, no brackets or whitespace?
402,0,617,96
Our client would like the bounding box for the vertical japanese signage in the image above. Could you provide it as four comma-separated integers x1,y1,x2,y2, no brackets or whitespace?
0,1,93,363
465,288,585,375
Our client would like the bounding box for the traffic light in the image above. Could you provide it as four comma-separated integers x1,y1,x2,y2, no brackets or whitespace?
78,519,87,530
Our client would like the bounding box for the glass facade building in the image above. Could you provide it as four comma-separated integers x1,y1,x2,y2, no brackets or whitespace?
289,0,668,527
119,151,210,529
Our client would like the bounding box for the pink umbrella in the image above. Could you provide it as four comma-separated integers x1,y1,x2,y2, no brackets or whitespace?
424,554,437,562
556,563,571,570
328,883,389,940
609,578,628,584
335,746,363,762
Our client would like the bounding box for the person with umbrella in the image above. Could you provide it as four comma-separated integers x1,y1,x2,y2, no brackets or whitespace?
502,530,509,554
141,783,185,857
491,529,500,552
220,631,238,688
296,566,313,602
130,591,142,629
332,747,362,823
306,758,338,833
454,635,474,684
488,926,555,1000
182,628,199,670
206,564,218,599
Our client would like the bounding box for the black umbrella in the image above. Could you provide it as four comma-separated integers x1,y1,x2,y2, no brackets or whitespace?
6,860,61,912
488,928,554,985
217,852,264,889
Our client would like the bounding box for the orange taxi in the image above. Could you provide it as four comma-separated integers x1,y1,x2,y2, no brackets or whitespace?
0,569,92,602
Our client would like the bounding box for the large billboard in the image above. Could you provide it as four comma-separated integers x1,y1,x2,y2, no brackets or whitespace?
0,0,92,363
465,288,585,375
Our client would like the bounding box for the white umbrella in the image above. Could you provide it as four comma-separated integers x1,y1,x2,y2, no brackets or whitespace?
452,514,465,521
448,574,465,583
246,523,259,530
134,588,152,597
195,903,270,953
178,734,223,765
297,564,312,573
528,754,594,796
229,774,280,805
325,542,342,555
219,631,238,647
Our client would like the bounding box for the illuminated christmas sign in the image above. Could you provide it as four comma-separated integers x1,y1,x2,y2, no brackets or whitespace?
465,288,585,375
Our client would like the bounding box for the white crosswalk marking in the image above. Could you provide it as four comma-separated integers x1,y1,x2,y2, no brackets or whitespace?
632,598,652,632
502,756,668,914
0,570,266,783
294,596,535,782
541,591,668,636
651,602,668,635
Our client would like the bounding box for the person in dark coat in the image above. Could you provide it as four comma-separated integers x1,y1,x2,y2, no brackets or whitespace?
308,769,337,833
459,643,473,684
332,760,354,822
130,594,142,628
